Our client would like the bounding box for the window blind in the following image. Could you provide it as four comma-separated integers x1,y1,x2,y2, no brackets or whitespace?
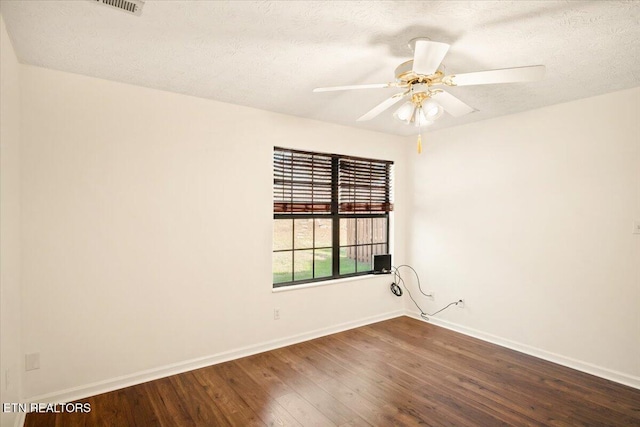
339,157,393,213
273,147,333,213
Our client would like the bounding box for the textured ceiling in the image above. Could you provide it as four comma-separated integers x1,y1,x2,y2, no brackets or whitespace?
1,1,639,136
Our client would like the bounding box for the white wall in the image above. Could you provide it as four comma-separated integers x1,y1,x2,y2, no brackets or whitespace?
0,14,23,427
407,87,640,385
19,64,408,400
11,45,638,405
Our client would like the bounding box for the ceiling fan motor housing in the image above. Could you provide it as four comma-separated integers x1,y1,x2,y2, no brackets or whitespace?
395,60,445,86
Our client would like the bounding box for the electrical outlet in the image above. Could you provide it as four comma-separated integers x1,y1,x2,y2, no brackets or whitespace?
274,308,280,320
25,353,40,371
457,299,465,309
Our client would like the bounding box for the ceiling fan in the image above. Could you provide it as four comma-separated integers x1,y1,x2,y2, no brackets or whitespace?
313,38,545,153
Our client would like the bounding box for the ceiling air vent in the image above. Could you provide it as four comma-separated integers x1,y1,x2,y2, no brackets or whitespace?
93,0,144,16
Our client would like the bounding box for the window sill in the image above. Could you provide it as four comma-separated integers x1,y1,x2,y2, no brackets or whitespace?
272,274,389,293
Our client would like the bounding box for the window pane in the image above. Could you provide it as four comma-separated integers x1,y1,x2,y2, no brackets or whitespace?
340,218,356,246
372,217,387,243
357,218,372,244
293,249,313,281
373,243,387,257
356,245,373,272
314,248,332,278
315,218,332,248
273,219,293,251
294,219,314,249
273,251,292,284
339,247,356,275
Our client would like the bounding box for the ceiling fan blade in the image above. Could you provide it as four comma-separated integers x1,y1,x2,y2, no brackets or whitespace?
313,83,393,93
357,92,407,122
433,91,475,117
412,39,450,75
447,65,545,86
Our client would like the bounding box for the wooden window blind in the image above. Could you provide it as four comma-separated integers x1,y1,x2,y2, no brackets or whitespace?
273,148,333,213
274,147,393,214
339,157,393,213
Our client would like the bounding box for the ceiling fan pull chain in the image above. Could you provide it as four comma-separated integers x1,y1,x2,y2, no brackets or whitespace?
417,132,422,154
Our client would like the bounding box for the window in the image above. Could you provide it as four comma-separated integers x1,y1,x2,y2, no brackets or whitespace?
273,147,393,287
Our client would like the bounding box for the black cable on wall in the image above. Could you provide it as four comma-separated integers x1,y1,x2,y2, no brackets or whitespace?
391,265,462,320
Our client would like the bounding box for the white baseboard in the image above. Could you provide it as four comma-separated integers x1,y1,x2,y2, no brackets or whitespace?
19,306,639,415
406,311,640,390
25,310,404,405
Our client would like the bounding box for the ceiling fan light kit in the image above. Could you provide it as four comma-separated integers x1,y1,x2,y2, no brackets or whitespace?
392,96,440,127
314,37,545,154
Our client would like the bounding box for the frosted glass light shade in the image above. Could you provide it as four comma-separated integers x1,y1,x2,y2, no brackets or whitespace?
422,99,443,119
394,101,415,122
413,106,434,127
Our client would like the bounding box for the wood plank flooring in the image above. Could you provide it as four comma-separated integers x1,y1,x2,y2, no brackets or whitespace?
25,316,640,426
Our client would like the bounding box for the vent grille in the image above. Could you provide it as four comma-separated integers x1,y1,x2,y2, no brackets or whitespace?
93,0,144,16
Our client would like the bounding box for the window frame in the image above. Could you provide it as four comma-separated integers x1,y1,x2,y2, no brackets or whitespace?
273,149,392,288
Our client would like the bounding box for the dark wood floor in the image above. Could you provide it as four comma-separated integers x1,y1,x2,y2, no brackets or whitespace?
25,316,640,426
